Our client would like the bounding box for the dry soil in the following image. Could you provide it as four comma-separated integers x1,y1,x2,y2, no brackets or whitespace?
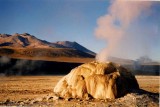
0,76,159,107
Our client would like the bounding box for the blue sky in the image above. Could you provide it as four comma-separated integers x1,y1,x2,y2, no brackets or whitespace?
0,0,108,52
0,0,159,61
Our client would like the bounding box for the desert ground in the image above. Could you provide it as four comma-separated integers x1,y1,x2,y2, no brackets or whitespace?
0,75,159,106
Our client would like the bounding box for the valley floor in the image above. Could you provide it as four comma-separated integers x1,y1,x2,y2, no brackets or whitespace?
0,75,159,106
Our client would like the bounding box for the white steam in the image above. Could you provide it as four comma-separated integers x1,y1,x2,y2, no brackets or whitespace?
95,0,154,62
0,56,10,64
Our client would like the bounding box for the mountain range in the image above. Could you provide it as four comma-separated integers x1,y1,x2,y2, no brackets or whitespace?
0,33,95,54
0,33,159,65
0,33,95,62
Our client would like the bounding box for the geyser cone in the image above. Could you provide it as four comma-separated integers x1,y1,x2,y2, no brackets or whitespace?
54,61,139,100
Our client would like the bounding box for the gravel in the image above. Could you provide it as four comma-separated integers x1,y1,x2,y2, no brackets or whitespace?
0,89,159,107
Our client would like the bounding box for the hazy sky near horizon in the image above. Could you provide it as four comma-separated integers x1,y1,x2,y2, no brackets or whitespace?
0,0,159,61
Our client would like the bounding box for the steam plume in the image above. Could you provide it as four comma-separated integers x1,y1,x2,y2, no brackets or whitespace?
95,0,154,62
0,56,10,64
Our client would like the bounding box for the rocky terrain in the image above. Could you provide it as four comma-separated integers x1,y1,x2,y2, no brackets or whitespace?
0,76,159,107
0,33,159,107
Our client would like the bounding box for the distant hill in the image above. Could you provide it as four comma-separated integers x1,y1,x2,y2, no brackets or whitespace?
0,33,66,48
0,33,95,62
56,41,96,55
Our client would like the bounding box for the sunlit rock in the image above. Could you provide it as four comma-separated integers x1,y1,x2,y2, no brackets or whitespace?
54,61,139,100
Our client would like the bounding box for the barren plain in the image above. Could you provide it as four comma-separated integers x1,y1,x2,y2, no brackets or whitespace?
0,75,159,107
